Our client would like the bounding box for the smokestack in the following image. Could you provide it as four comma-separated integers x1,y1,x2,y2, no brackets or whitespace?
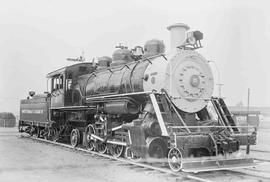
167,23,190,51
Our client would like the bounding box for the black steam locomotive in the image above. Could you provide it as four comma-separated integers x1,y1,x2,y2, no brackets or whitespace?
19,23,257,172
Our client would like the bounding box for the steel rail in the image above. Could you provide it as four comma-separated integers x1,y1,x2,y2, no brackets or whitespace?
19,135,213,182
170,125,256,129
18,135,270,181
228,167,270,179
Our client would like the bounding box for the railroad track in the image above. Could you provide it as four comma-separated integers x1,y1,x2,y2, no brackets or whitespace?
240,148,270,162
18,135,214,182
19,134,270,182
241,148,270,154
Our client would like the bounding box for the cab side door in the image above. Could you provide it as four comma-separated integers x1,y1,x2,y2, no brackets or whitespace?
51,74,65,108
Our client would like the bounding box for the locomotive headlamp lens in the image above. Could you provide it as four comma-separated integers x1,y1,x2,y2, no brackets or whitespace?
186,31,203,44
190,75,200,87
193,31,203,41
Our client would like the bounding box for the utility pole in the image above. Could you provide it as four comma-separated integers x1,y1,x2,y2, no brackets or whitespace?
247,88,250,123
246,88,250,154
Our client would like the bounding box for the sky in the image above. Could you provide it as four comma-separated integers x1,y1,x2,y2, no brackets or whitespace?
0,0,269,115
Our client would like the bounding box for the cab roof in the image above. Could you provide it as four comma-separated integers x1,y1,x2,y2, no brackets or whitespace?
46,62,94,78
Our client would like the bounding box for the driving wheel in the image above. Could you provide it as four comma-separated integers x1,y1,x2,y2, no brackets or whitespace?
85,125,95,151
70,129,80,147
95,142,107,154
108,143,124,158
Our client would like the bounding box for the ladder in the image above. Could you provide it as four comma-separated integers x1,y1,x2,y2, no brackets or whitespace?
163,91,191,133
211,97,239,133
218,98,239,133
149,92,191,137
156,94,175,125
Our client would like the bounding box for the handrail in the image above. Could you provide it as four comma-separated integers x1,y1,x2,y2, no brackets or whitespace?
211,99,230,130
169,125,257,135
85,91,153,101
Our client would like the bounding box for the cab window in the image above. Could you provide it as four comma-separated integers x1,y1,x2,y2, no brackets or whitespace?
66,79,72,90
52,77,58,91
59,75,63,89
52,75,64,91
66,73,72,91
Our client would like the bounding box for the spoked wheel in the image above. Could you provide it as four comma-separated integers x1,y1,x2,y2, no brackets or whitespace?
18,123,24,132
149,143,165,159
70,129,80,147
44,128,49,140
29,126,36,136
108,144,124,158
95,142,107,154
125,147,142,162
45,128,59,141
85,125,95,151
51,128,60,142
168,147,183,172
147,137,166,159
32,127,40,138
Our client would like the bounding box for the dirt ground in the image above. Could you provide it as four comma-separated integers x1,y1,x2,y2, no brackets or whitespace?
252,117,270,152
0,128,174,182
0,118,270,182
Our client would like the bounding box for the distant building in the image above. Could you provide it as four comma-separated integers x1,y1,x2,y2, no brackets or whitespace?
231,110,260,126
0,112,16,127
230,110,260,133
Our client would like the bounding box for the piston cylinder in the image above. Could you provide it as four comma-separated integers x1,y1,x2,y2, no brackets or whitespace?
104,101,139,115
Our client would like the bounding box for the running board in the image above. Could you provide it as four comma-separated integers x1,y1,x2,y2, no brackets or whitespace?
181,157,256,173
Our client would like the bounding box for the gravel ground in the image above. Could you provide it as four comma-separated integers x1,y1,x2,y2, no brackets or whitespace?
1,123,270,182
0,128,175,182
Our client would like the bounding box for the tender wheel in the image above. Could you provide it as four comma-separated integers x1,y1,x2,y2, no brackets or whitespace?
32,127,40,138
70,129,80,147
85,125,95,151
18,125,24,132
125,147,142,162
18,121,23,132
51,128,59,142
108,144,124,158
95,142,107,154
44,128,49,140
29,126,35,136
45,128,59,141
168,147,183,172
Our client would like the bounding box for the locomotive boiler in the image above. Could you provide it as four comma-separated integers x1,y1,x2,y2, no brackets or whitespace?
19,23,257,172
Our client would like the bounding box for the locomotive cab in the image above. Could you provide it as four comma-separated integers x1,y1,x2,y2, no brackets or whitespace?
47,62,96,108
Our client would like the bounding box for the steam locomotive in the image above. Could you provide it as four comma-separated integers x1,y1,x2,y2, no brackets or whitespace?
19,23,257,172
